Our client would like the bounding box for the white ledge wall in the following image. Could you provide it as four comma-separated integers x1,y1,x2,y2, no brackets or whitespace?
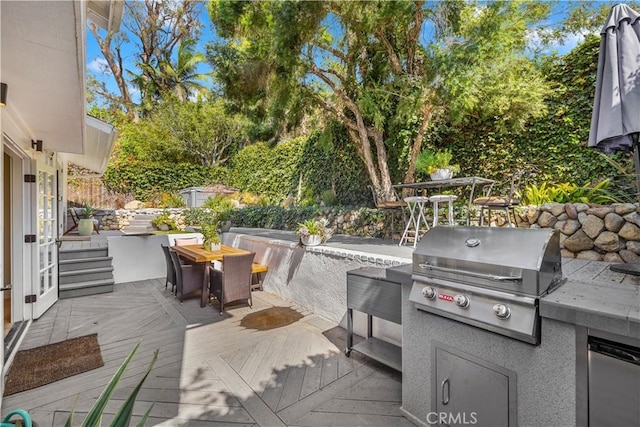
108,233,203,284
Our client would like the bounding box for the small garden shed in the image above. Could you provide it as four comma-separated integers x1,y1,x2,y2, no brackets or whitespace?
179,185,237,207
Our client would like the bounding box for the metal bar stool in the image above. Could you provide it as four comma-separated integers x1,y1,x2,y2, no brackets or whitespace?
429,195,458,226
399,196,430,248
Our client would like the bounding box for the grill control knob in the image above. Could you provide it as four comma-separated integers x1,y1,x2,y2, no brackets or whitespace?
493,304,511,319
422,286,437,299
454,294,470,308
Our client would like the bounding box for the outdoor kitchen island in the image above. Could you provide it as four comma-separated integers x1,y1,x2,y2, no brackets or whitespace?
387,242,640,427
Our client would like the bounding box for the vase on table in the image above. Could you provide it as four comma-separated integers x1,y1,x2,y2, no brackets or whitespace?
430,168,453,181
301,235,322,246
207,243,221,251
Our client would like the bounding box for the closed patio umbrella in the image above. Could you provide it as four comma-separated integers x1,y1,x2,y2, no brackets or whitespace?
589,3,640,274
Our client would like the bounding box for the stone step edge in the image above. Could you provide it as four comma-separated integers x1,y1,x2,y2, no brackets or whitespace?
59,256,113,265
59,278,115,291
59,246,108,254
59,266,114,277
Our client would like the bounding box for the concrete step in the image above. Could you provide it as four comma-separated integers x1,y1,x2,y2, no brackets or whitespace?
127,220,156,228
132,214,156,220
59,256,113,272
59,267,114,285
59,278,115,299
124,223,154,229
59,246,109,260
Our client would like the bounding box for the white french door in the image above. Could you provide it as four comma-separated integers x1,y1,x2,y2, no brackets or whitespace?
33,160,58,318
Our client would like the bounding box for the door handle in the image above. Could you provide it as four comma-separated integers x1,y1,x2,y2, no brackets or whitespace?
441,378,450,405
0,285,12,292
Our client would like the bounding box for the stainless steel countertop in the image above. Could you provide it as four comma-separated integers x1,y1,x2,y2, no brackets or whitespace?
540,258,640,339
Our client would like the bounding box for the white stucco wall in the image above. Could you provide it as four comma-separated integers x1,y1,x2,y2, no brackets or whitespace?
108,233,203,284
223,232,408,347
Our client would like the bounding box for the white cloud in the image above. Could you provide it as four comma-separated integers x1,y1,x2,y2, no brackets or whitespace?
527,27,598,56
88,58,112,75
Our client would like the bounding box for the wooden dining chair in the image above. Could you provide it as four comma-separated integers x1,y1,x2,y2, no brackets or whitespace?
169,250,205,303
161,244,176,294
208,252,255,314
174,237,199,246
472,170,524,227
368,185,407,240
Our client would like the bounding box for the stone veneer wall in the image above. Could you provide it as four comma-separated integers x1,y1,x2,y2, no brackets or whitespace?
513,202,640,263
98,203,640,263
98,208,187,231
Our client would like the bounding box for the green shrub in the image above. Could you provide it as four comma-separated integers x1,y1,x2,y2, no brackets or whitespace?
202,195,236,225
320,189,339,206
151,210,178,231
182,208,216,226
522,180,619,205
230,206,319,230
165,193,186,208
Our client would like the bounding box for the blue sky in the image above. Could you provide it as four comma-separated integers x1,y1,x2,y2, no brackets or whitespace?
86,2,214,103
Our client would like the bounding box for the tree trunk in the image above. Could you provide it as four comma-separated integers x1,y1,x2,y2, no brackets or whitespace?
404,103,434,184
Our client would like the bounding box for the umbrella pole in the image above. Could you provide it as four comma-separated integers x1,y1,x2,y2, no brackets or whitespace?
634,133,640,203
610,134,640,276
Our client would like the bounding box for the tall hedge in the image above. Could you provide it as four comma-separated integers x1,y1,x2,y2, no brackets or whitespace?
103,161,228,199
438,35,633,199
228,129,370,206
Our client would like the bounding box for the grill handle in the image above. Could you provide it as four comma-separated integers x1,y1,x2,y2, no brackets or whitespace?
417,262,522,282
441,378,450,405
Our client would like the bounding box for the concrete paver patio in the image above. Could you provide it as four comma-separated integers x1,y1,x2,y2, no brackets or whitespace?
2,276,408,426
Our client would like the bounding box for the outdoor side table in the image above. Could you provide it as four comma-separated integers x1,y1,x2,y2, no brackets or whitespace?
399,196,430,247
345,267,401,372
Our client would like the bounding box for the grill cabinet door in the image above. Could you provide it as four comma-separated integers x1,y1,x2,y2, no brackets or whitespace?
435,348,511,426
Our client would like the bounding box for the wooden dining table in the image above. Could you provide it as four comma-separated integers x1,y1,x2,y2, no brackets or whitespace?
171,244,251,307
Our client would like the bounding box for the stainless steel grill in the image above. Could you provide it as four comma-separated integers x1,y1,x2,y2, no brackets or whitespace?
408,226,565,344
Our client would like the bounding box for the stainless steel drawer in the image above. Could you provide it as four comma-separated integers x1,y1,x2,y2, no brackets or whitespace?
347,267,401,324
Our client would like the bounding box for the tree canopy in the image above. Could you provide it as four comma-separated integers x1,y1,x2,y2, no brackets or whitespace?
208,0,559,199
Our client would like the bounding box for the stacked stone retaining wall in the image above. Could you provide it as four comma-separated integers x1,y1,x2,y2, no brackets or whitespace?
98,203,640,263
513,202,640,263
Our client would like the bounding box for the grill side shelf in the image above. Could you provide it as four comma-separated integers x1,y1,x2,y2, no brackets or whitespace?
345,268,402,371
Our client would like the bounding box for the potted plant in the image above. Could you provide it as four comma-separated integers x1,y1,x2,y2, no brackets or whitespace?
415,148,460,180
296,218,333,246
201,222,221,251
151,210,178,231
77,206,96,236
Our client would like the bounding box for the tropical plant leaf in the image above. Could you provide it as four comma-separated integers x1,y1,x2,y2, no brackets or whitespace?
108,349,159,427
80,341,142,427
135,402,156,427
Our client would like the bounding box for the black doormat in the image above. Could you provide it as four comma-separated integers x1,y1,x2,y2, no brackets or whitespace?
240,307,303,330
4,333,104,396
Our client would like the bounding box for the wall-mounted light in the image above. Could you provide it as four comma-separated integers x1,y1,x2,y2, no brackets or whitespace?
31,139,43,152
0,83,7,107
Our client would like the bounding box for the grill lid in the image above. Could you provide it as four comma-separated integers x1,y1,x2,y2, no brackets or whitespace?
412,226,563,296
413,226,560,271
